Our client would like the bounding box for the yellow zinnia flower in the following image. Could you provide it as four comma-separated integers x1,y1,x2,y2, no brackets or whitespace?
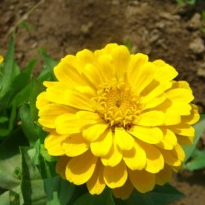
36,43,199,199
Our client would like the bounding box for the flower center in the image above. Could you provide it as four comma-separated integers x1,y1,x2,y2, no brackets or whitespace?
91,78,141,129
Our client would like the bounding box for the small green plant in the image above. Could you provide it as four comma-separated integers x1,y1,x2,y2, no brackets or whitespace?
175,0,196,5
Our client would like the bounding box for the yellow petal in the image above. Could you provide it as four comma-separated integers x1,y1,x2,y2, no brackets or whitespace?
177,135,193,145
87,160,106,195
101,141,122,167
55,112,98,135
54,55,89,88
44,133,67,156
130,126,163,144
103,161,127,188
171,124,195,137
62,133,89,157
166,88,194,103
97,54,115,81
64,89,93,111
130,62,156,95
38,104,74,128
139,142,164,173
83,63,103,86
142,95,166,110
155,165,172,186
156,129,177,150
129,169,155,193
123,140,146,170
153,60,178,82
112,45,130,79
140,80,172,103
159,144,185,166
36,92,50,109
55,113,82,134
56,155,69,179
115,128,134,151
182,104,200,125
137,111,165,126
128,53,148,80
66,151,97,185
90,130,113,156
113,179,133,199
83,123,108,142
163,110,181,126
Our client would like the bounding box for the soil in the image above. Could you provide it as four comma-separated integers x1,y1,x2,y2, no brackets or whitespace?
1,0,205,205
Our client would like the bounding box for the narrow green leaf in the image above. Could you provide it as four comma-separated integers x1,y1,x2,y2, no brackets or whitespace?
0,60,35,111
183,114,205,162
30,78,45,122
38,50,57,82
21,147,47,205
115,184,183,205
20,104,39,144
73,188,115,205
11,84,31,107
0,34,20,100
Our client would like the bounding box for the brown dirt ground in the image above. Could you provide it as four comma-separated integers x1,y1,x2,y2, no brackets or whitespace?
1,0,205,205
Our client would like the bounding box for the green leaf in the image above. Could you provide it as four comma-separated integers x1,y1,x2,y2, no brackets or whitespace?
1,60,36,109
115,184,183,205
0,103,17,139
10,60,36,103
30,78,45,122
183,114,205,162
44,176,77,205
38,50,57,82
183,149,205,171
0,34,20,100
0,186,23,205
0,129,27,190
73,188,115,205
20,104,39,144
11,84,31,107
21,147,47,205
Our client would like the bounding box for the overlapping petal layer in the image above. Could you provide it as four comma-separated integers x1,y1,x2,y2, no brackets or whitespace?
37,43,199,199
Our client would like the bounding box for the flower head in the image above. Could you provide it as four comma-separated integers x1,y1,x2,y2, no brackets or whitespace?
37,43,199,199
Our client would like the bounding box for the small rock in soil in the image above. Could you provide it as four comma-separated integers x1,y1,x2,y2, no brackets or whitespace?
189,37,205,54
197,67,205,78
188,13,202,30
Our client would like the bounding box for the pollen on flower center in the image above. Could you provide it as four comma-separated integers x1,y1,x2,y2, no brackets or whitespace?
91,78,141,129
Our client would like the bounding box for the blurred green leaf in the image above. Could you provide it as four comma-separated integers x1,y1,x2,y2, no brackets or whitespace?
30,78,45,122
73,188,115,205
1,60,36,110
12,84,31,107
115,184,183,205
183,114,205,162
0,34,20,100
44,176,77,205
0,129,27,190
38,50,57,82
0,186,23,205
21,147,47,205
20,104,39,145
183,149,205,171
